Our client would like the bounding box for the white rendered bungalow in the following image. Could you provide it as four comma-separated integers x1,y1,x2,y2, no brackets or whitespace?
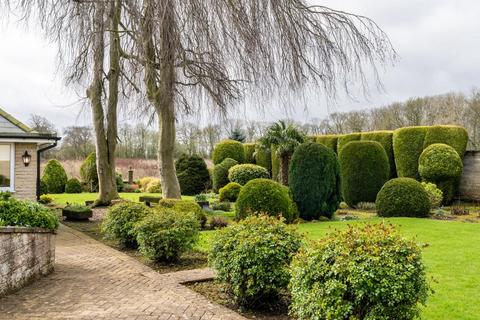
0,107,60,200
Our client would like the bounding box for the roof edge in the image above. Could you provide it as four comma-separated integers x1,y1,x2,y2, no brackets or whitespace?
0,107,34,133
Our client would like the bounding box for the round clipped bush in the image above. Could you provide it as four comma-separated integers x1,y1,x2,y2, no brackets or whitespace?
418,143,463,181
289,224,430,320
228,164,270,185
243,143,256,164
421,182,443,209
135,208,199,262
65,178,82,193
209,215,302,307
42,159,68,193
376,178,431,217
212,140,245,164
339,141,389,207
289,142,341,220
80,152,98,192
175,154,210,195
219,182,242,202
38,194,54,204
393,126,429,179
158,198,207,230
101,202,151,248
213,158,238,192
235,179,295,222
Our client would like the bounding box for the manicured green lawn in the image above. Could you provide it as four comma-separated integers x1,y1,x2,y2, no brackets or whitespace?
200,217,480,320
50,192,194,205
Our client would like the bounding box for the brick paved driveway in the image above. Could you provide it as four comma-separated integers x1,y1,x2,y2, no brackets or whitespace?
0,224,245,320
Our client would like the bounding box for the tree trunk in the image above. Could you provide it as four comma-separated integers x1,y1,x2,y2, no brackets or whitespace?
280,154,290,186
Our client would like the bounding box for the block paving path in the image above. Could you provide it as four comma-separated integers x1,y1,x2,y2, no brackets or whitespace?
0,224,246,320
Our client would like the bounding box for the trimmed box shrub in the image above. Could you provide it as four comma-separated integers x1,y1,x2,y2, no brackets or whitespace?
393,126,428,179
212,140,245,164
361,130,396,178
376,178,431,217
135,208,199,262
228,164,269,185
339,141,389,207
289,142,341,220
315,135,339,153
80,152,98,192
0,198,59,230
219,182,242,202
235,178,295,222
423,125,469,158
38,194,54,204
175,154,210,195
336,133,361,152
209,215,302,307
65,178,82,194
42,159,68,194
421,182,443,209
158,199,207,230
289,224,430,320
254,144,272,173
101,202,151,248
243,143,256,164
212,158,238,192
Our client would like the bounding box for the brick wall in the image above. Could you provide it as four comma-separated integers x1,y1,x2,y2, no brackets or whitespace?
458,151,480,201
0,227,55,296
14,143,37,200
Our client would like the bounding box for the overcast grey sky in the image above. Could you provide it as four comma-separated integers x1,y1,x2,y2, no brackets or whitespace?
0,0,479,130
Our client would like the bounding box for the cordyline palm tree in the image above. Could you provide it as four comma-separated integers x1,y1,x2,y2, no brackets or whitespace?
260,121,305,186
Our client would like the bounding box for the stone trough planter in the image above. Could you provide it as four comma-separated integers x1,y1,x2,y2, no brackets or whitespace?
62,206,93,221
0,227,56,296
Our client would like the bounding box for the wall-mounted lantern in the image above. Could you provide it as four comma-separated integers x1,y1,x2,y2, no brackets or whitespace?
22,151,31,167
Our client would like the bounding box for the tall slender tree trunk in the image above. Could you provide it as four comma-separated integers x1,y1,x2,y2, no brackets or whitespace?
280,154,290,186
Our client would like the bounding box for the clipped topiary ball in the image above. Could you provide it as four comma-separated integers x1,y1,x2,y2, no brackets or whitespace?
376,178,431,217
339,141,390,207
212,140,245,164
175,154,210,195
228,164,270,185
235,178,295,222
289,142,341,220
219,182,242,202
42,159,68,193
213,158,238,192
418,143,463,181
65,178,83,193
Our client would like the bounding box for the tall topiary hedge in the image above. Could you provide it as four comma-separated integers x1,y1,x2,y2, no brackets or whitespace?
339,141,389,207
361,131,396,178
337,133,361,152
289,142,341,220
213,158,239,192
254,144,272,173
393,126,429,179
423,125,469,158
42,159,68,193
80,152,98,192
212,140,245,165
315,135,339,153
243,143,256,164
175,154,210,195
271,145,280,181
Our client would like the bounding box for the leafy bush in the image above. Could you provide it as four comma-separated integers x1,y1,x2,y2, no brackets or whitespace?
361,130,396,178
336,133,361,152
243,143,256,164
421,182,443,209
254,144,272,173
101,202,151,248
38,194,54,204
209,215,302,306
219,182,242,202
393,126,429,179
175,154,210,195
208,216,229,229
80,152,98,192
213,158,238,192
42,159,68,193
376,178,431,217
116,173,124,192
339,141,390,207
65,178,82,194
423,125,469,158
289,224,430,320
145,178,162,193
355,202,376,211
315,135,339,153
158,199,207,229
212,140,245,164
135,208,199,262
235,179,295,222
228,164,270,185
39,179,48,195
0,198,59,230
289,142,341,220
211,201,232,212
138,177,156,192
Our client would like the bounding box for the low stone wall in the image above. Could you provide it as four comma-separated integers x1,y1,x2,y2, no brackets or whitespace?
0,227,55,296
458,151,480,201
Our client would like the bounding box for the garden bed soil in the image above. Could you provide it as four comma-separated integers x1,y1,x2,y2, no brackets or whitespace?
187,280,291,320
